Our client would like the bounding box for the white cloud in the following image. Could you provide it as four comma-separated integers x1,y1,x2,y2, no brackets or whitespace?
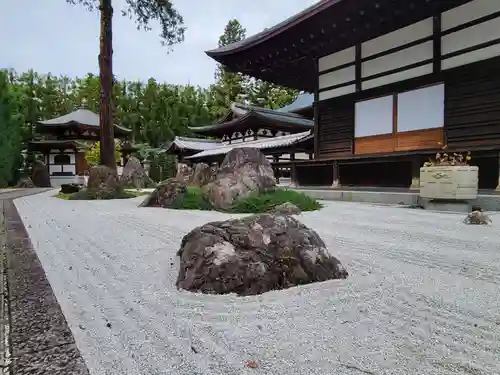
0,0,317,87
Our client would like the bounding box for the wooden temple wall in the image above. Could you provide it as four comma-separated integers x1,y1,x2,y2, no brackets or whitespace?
315,0,500,159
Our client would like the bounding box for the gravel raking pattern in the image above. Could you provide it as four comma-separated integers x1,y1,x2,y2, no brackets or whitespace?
14,191,500,375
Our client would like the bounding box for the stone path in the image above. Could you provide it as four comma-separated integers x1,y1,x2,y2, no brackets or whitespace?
13,190,500,375
0,189,88,375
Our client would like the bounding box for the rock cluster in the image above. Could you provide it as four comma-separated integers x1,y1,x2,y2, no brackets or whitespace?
176,213,347,296
120,156,155,189
202,148,276,210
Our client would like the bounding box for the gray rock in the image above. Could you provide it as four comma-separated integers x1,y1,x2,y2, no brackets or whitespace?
176,163,193,182
202,148,276,210
139,177,187,208
176,213,348,296
87,165,119,193
190,163,213,187
271,202,301,215
120,156,154,189
17,177,34,188
31,160,51,188
463,210,492,225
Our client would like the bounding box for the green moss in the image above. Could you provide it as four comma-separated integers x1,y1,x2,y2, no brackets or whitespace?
55,189,147,201
229,189,322,214
168,187,212,211
167,187,321,213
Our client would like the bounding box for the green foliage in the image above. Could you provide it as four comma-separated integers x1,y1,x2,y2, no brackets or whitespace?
57,188,146,200
148,152,176,182
229,189,322,214
67,0,185,48
168,187,213,210
213,19,298,116
85,141,121,166
167,187,321,213
0,71,22,187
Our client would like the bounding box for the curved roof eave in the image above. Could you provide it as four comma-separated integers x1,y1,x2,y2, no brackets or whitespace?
205,0,341,57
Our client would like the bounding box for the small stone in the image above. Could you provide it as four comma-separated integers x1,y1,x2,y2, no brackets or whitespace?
106,322,112,328
246,360,259,368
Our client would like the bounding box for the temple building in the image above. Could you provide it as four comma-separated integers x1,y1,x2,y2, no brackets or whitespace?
205,0,500,191
29,104,132,187
164,99,315,168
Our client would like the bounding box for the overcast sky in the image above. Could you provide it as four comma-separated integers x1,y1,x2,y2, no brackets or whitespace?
0,0,317,87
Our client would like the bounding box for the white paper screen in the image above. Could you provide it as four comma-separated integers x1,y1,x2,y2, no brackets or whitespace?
397,84,444,132
355,95,394,137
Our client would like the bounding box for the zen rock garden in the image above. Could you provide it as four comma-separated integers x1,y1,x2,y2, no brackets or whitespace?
144,147,348,296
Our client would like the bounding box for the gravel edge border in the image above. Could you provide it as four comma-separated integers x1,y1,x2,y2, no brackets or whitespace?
3,199,90,375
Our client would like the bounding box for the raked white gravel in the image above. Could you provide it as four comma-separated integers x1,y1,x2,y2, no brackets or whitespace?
14,190,500,375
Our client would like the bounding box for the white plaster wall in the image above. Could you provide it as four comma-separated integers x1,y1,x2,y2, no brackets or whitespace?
319,65,356,90
362,64,433,91
318,46,355,72
361,41,433,78
361,18,433,58
441,0,500,31
49,149,76,164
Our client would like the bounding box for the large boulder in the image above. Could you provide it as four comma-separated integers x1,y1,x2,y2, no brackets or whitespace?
139,177,187,208
17,177,34,188
176,213,348,296
87,165,119,193
202,148,276,210
31,160,51,187
176,163,193,182
120,156,154,189
190,163,213,187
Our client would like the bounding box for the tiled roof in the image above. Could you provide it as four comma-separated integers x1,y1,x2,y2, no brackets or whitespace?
189,102,313,133
38,108,131,133
277,93,314,113
186,130,311,159
164,136,222,152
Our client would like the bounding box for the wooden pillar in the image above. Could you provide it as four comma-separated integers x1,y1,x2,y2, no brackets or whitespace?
410,156,422,190
290,163,298,188
331,161,340,188
273,155,280,184
496,152,500,191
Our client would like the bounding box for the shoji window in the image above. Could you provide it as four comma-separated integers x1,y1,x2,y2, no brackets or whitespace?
397,84,445,132
355,95,394,137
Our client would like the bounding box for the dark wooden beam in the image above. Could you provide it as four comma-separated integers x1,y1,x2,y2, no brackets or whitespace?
313,58,320,160
433,14,442,74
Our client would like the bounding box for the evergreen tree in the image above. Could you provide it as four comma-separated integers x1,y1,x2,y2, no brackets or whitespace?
67,0,185,169
212,19,249,117
0,71,22,187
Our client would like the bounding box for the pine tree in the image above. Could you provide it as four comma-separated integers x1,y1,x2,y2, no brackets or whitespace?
212,19,249,117
66,0,185,169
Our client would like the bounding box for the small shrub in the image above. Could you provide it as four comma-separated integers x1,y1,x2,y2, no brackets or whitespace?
229,189,322,214
56,189,146,201
168,187,212,210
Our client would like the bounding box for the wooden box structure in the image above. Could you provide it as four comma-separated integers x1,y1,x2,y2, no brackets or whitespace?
205,0,500,191
420,165,479,199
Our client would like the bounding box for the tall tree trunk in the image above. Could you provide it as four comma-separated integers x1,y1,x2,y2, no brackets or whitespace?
98,0,116,169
